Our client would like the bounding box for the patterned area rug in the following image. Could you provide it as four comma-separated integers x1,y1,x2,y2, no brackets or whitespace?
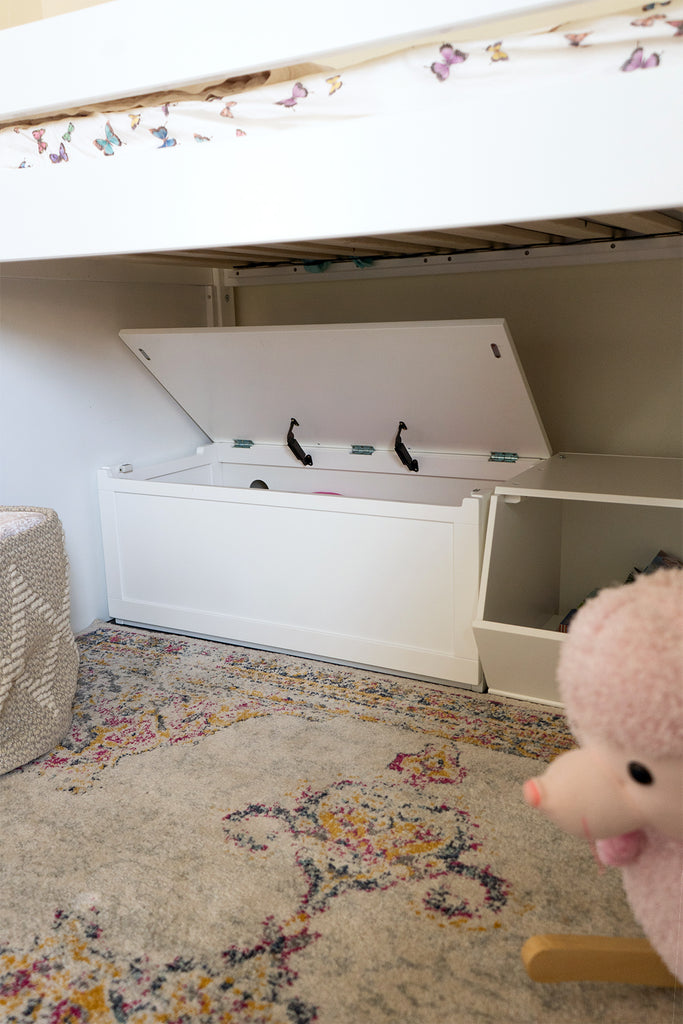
0,621,679,1023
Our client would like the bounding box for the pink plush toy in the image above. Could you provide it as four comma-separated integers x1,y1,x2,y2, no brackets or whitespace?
523,567,683,983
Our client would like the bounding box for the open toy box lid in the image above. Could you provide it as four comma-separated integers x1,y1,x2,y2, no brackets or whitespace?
120,319,551,463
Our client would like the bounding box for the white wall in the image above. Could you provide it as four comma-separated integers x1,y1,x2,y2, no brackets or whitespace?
0,259,211,631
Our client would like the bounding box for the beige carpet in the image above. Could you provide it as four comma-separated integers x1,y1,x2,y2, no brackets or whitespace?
0,621,679,1023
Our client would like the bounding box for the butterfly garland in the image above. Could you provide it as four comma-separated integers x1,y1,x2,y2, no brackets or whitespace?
17,11,678,172
49,142,68,164
430,44,468,80
620,44,661,70
32,128,47,154
486,42,509,61
150,125,177,148
94,121,121,155
275,82,308,108
565,32,591,46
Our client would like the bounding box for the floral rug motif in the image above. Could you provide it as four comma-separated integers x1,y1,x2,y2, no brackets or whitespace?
28,624,575,793
0,622,677,1023
222,746,509,926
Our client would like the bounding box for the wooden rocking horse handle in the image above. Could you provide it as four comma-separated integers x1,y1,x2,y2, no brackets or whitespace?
522,934,679,988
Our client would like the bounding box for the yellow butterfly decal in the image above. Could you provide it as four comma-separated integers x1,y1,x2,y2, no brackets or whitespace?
326,75,343,95
129,114,141,129
486,41,509,61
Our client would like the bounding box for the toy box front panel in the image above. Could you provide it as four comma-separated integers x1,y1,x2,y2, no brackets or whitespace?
99,471,486,685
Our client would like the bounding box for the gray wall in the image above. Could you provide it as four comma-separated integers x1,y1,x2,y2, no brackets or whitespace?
235,257,683,458
0,260,211,630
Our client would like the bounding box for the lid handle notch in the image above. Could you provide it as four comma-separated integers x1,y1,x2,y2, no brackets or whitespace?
394,421,419,472
287,418,313,466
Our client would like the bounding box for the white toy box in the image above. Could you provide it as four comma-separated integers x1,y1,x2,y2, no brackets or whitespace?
98,319,551,689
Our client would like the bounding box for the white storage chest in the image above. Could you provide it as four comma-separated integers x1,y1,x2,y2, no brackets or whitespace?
474,453,683,705
98,319,551,689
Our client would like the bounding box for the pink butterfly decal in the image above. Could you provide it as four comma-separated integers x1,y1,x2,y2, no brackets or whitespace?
32,128,47,154
430,44,468,81
220,102,237,118
236,128,246,137
565,32,591,46
275,82,308,108
666,19,683,34
49,142,68,164
620,45,661,70
631,14,665,25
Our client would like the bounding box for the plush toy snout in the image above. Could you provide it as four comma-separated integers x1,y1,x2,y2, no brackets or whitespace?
525,741,683,840
523,746,647,841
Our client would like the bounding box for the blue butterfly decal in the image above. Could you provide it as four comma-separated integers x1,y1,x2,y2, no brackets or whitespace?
150,125,177,148
94,121,121,155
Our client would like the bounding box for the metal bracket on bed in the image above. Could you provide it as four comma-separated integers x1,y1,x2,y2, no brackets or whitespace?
394,421,419,472
287,418,313,466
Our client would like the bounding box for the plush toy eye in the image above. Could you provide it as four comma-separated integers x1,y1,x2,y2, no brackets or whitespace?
628,761,654,785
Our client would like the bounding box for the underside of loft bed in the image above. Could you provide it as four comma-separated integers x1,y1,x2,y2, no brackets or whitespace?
0,0,681,268
119,209,683,276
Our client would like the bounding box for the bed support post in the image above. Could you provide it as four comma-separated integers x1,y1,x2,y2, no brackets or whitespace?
207,269,236,328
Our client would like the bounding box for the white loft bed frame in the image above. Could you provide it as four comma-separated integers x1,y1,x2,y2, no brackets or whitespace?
0,0,681,266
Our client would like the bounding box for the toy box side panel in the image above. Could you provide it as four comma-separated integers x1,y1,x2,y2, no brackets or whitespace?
472,622,564,706
98,478,485,687
473,492,564,703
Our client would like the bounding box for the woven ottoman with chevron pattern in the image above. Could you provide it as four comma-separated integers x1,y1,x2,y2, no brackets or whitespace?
0,507,78,775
